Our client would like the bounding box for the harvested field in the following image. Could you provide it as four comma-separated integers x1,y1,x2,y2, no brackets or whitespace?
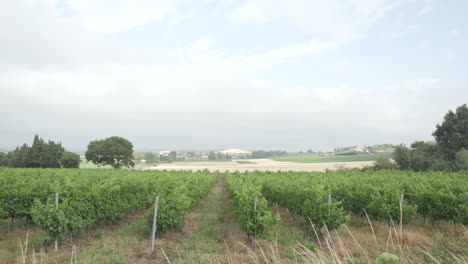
144,159,375,172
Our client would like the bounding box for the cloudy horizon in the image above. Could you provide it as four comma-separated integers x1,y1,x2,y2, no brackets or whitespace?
1,0,467,152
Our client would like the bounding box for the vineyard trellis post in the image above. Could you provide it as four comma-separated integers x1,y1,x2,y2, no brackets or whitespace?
150,196,159,253
399,193,404,234
328,193,332,217
253,195,257,249
54,192,58,251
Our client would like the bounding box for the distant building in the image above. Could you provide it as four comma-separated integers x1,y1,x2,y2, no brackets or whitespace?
219,149,252,159
159,150,173,157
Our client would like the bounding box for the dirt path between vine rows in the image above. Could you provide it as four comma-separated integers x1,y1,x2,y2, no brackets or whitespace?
132,175,251,263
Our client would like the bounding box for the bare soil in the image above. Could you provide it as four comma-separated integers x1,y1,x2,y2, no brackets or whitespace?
145,159,375,172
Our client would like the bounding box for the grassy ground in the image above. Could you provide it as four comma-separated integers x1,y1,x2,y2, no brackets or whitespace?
235,161,257,164
272,153,392,163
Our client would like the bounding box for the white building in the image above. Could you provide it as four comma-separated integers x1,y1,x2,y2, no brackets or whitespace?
219,149,252,159
159,150,173,157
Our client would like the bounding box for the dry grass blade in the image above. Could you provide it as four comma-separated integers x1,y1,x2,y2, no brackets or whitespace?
308,217,323,250
417,247,442,264
238,241,258,263
161,248,171,263
224,239,234,264
344,224,370,263
363,210,378,250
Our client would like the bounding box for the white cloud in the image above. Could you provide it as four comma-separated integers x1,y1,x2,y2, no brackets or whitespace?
417,6,432,16
231,2,266,23
449,29,461,38
62,0,191,33
441,49,456,63
230,0,410,40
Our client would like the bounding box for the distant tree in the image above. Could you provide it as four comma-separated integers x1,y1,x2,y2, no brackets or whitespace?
251,150,268,159
432,104,468,161
26,135,47,168
208,151,216,160
393,141,449,171
455,149,468,170
307,149,314,154
144,152,157,164
393,145,410,169
60,151,80,168
85,136,135,169
44,140,65,168
216,152,224,160
8,144,30,168
409,141,438,171
186,152,195,158
0,152,8,166
169,151,177,162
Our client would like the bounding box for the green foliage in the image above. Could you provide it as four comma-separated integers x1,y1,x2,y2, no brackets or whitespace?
143,152,157,164
273,153,391,163
208,151,216,160
235,170,467,226
433,104,468,161
85,136,135,169
393,142,448,171
0,168,217,240
455,149,468,170
145,175,215,233
255,172,349,230
375,253,399,264
8,144,30,168
393,145,410,170
0,152,8,167
251,150,286,159
226,173,279,238
5,135,66,168
373,158,398,170
60,151,80,168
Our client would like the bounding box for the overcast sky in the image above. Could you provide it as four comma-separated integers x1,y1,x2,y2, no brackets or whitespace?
0,0,467,152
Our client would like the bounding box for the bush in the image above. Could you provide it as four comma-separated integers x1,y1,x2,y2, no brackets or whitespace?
430,159,452,171
375,253,399,264
60,151,80,168
455,149,468,170
373,158,398,170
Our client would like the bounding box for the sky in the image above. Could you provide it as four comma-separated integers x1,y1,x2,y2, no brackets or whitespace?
0,0,467,152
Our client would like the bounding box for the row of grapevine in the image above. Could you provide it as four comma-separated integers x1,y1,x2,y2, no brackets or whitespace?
0,168,218,241
225,173,279,239
260,174,348,230
243,170,467,227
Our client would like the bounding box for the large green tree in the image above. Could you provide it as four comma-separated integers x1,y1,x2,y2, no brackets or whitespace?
432,104,468,161
85,136,135,169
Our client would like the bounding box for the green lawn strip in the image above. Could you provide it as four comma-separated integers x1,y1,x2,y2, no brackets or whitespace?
235,161,257,164
184,181,226,253
272,153,391,163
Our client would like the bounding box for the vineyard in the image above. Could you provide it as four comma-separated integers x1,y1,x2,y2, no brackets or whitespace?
227,170,468,237
1,168,467,263
0,168,217,244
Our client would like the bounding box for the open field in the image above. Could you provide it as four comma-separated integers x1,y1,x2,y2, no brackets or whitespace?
272,153,392,163
146,158,376,172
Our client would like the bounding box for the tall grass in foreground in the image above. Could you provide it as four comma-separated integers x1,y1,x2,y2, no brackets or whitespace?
17,222,468,264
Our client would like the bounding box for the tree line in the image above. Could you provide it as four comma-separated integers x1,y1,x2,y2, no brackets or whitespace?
375,104,467,171
0,135,80,168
